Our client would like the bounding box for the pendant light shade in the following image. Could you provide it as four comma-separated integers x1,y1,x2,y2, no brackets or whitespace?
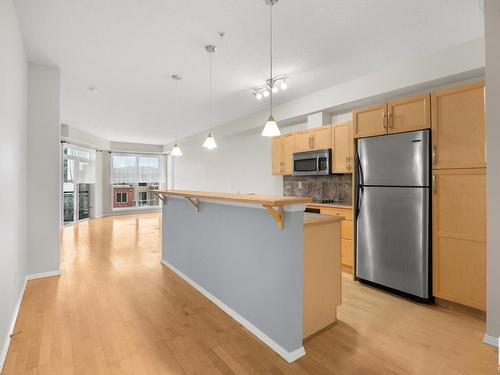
261,115,280,137
202,133,217,149
262,0,281,137
171,74,182,156
171,144,182,156
203,44,218,149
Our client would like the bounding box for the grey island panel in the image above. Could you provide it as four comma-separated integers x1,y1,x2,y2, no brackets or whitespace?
162,198,304,353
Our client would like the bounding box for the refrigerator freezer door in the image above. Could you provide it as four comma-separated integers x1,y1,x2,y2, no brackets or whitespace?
357,130,430,187
356,186,430,298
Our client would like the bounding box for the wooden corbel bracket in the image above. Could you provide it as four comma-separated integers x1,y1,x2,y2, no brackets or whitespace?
264,205,284,229
186,197,200,212
153,192,168,202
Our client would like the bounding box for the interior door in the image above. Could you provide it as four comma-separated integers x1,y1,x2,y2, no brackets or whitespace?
356,186,430,297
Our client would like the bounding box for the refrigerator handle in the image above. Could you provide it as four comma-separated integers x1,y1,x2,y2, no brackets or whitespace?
356,149,364,186
356,186,364,219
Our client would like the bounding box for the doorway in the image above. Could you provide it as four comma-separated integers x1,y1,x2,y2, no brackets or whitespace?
62,144,96,225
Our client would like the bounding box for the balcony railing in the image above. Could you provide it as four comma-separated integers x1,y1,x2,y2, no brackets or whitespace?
133,199,160,207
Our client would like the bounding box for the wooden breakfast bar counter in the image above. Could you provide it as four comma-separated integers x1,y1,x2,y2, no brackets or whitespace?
153,190,343,362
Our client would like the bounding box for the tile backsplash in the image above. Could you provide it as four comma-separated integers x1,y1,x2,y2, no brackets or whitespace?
283,175,352,205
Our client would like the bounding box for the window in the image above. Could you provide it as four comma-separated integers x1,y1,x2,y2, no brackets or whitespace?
111,153,164,209
116,192,127,203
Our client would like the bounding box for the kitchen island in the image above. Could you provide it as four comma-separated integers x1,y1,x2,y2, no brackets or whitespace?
154,190,343,362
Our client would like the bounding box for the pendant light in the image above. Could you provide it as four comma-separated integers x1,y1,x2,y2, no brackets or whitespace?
261,0,281,137
203,44,218,150
171,74,183,156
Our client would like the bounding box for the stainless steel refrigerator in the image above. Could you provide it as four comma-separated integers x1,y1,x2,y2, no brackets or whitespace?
356,130,431,300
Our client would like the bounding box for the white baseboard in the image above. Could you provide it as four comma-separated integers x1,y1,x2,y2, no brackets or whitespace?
26,269,61,280
483,334,499,347
0,277,27,373
0,269,62,372
160,259,306,363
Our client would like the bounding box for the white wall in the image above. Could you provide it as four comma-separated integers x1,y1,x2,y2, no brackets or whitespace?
94,151,104,217
0,0,27,369
61,124,111,150
485,0,500,346
27,63,61,275
172,127,283,194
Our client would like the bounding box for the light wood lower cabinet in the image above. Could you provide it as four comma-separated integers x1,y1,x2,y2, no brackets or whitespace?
432,168,486,310
316,206,354,273
303,218,342,339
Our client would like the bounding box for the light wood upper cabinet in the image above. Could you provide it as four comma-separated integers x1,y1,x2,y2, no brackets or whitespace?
388,94,430,134
272,134,294,176
294,129,315,152
271,136,283,176
312,125,332,150
353,104,387,139
332,121,353,173
432,168,486,310
431,81,486,169
282,133,294,175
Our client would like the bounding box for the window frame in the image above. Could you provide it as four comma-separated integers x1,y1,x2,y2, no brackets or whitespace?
110,152,165,211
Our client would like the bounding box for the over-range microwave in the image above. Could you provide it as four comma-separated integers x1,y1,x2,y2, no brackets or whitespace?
293,149,331,176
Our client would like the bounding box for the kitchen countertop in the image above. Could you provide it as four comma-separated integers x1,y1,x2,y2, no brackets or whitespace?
152,189,312,207
307,202,352,209
304,212,344,226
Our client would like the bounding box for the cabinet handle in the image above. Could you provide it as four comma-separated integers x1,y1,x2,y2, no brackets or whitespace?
432,145,437,165
388,113,393,129
432,174,437,194
383,113,388,129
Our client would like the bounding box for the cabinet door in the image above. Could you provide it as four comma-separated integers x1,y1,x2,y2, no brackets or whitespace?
312,125,332,150
282,133,294,175
432,168,486,310
353,104,387,138
271,136,283,176
294,130,314,152
431,81,486,169
341,239,353,272
388,94,430,134
332,121,352,173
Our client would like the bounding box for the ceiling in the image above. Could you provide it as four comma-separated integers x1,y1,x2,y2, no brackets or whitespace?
14,0,484,144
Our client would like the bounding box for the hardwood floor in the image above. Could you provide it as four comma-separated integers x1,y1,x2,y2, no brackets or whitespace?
3,213,497,374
